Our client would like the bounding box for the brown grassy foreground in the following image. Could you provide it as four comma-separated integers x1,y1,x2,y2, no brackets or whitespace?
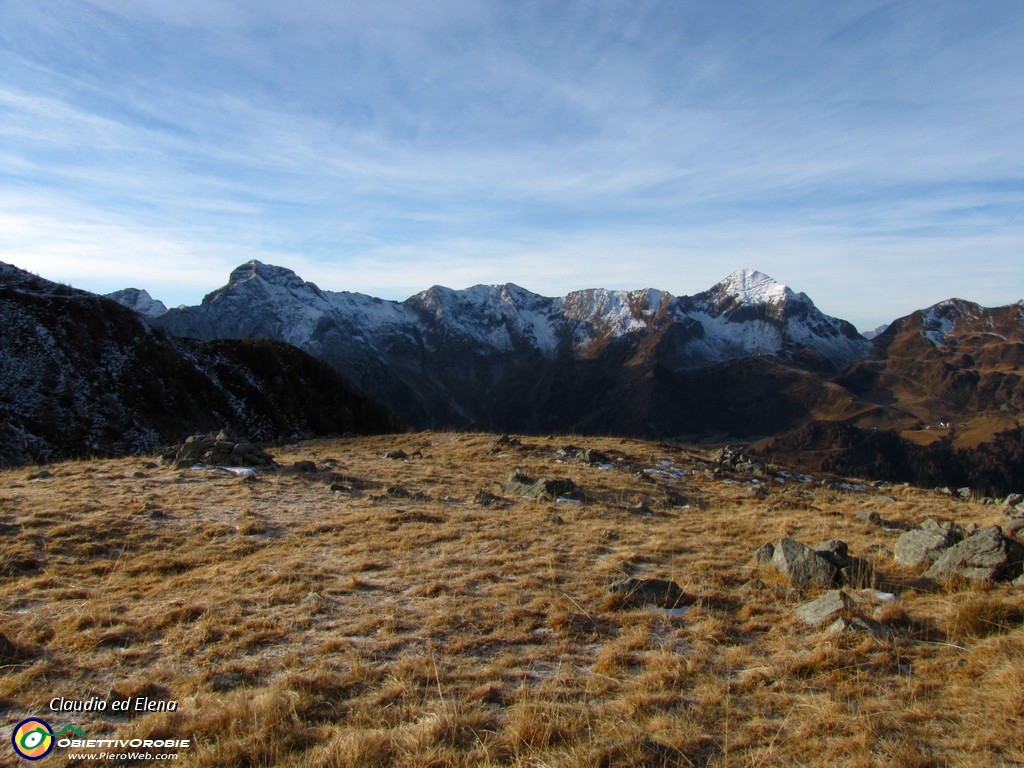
2,432,1023,767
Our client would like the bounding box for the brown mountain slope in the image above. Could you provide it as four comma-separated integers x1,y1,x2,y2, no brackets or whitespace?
762,300,1024,494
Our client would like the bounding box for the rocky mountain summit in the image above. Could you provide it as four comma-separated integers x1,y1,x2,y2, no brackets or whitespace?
104,287,168,317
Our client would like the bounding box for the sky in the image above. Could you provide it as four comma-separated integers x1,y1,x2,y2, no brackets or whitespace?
1,1,1022,332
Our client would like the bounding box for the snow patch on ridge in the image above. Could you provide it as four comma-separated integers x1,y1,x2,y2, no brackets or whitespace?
715,269,792,307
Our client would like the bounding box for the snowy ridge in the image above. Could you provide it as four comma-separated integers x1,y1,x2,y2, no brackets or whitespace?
142,261,881,428
153,262,869,371
106,288,168,317
407,283,564,354
564,288,672,338
918,299,982,347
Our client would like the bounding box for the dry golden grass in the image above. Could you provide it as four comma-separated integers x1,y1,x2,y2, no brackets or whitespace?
2,432,1023,766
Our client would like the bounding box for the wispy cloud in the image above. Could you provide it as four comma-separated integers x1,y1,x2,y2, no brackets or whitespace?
1,1,1021,330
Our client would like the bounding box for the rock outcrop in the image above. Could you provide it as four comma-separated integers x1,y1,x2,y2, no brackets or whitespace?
760,538,873,590
503,471,585,501
157,431,274,468
924,526,1024,582
894,520,964,567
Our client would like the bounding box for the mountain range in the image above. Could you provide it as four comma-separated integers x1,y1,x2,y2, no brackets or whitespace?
2,258,1021,493
147,262,870,434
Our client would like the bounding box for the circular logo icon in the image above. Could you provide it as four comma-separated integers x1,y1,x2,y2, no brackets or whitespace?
12,718,54,761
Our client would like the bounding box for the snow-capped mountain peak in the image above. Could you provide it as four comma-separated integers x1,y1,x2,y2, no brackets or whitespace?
105,288,168,317
714,269,793,307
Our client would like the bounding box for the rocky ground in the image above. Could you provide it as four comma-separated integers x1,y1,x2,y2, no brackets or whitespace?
2,433,1023,766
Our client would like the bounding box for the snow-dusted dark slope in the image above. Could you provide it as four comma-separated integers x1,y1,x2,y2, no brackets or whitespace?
151,261,870,432
0,262,402,466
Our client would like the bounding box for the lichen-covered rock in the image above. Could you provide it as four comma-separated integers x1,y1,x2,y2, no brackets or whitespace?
894,519,962,567
794,590,852,626
924,526,1024,582
771,538,838,590
503,470,584,501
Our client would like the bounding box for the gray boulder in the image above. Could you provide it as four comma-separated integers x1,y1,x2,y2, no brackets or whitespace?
771,538,838,590
503,470,584,501
855,510,883,526
924,526,1024,582
813,540,875,588
794,590,852,627
894,519,962,567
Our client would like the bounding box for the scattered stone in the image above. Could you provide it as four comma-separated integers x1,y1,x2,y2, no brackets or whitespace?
754,542,775,565
662,489,691,507
381,449,408,460
607,578,692,609
770,538,838,590
293,460,318,472
375,485,429,501
826,615,893,639
894,519,963,567
27,468,52,479
856,510,883,526
813,539,849,564
487,434,522,454
157,431,274,468
794,590,852,627
556,445,611,465
1006,518,1024,538
745,485,768,500
547,514,565,525
1002,493,1024,510
956,487,973,500
714,445,765,475
924,525,1024,582
503,470,585,501
473,489,507,507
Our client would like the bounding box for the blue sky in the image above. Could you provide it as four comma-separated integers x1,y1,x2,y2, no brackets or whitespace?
1,0,1022,331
